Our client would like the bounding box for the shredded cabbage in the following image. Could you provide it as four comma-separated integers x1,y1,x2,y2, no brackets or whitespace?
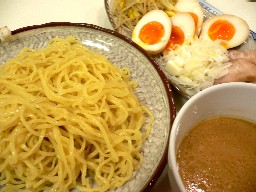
160,39,231,96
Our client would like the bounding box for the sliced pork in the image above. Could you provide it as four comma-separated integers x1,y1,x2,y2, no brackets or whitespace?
228,50,256,64
214,50,256,84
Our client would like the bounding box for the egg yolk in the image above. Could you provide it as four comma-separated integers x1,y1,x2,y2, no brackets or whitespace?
208,19,235,41
189,12,198,29
139,21,165,45
165,26,184,50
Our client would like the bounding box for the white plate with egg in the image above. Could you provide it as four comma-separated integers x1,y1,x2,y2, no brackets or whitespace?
105,0,256,98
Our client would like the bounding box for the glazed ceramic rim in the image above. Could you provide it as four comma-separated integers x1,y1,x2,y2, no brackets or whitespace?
10,22,177,192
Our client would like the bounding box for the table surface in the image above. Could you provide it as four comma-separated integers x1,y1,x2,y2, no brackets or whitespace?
0,0,255,191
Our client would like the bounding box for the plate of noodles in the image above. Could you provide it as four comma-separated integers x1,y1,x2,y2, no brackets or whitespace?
105,0,256,99
0,23,176,192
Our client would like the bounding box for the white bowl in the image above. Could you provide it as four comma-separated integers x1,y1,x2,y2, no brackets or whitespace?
167,82,256,192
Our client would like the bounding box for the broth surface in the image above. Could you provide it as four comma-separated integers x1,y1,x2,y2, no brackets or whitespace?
177,116,256,192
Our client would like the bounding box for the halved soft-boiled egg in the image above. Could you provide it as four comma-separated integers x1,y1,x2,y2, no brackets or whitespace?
132,10,172,55
199,14,249,49
165,12,195,51
175,0,204,35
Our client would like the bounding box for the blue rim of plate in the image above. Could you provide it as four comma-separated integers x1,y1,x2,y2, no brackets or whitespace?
6,22,177,192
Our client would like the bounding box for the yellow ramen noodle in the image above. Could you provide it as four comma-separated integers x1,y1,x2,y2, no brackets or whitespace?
0,36,154,192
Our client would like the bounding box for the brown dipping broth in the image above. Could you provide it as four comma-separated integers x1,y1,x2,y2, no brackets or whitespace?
177,116,256,192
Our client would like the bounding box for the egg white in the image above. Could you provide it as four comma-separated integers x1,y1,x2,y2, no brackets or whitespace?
175,0,204,35
171,12,195,46
132,10,172,55
199,14,250,49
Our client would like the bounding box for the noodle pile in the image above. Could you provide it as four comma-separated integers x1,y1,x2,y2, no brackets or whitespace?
112,0,177,31
0,36,154,191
